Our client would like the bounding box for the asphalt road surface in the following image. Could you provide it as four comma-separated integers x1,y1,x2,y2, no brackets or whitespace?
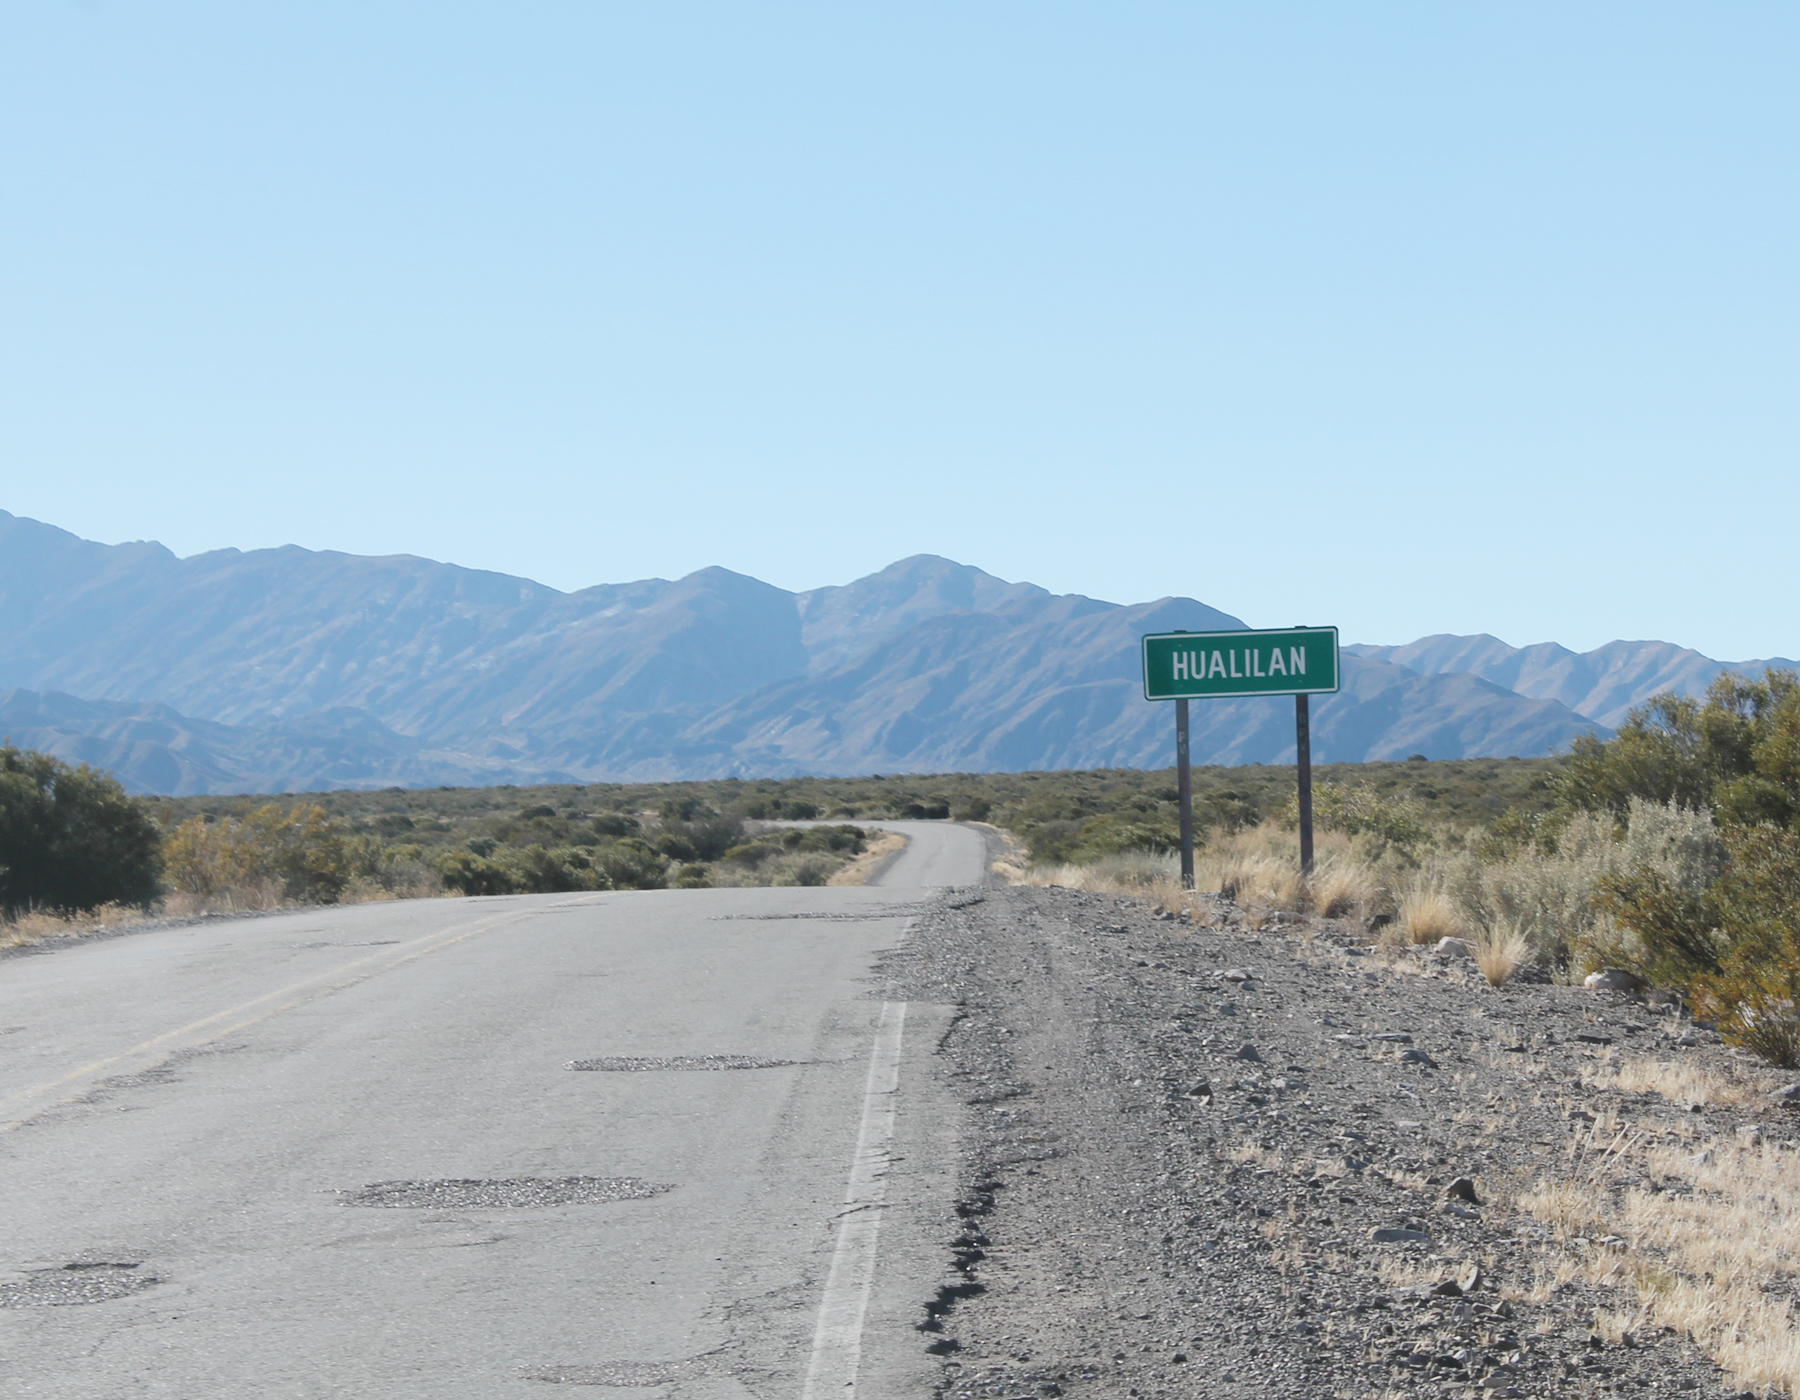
0,821,987,1399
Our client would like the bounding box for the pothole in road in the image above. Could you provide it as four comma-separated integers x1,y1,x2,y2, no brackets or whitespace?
0,1262,157,1308
291,940,403,949
520,1360,712,1386
340,1178,673,1209
568,1055,800,1072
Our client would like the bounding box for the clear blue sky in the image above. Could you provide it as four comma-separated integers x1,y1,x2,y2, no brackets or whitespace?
2,3,1795,658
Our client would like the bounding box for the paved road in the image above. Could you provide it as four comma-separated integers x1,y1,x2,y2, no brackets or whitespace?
0,822,987,1399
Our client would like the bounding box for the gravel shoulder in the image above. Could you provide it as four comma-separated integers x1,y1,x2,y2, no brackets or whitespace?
882,884,1795,1400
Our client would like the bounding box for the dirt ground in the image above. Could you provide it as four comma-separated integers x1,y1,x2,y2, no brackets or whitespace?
881,884,1800,1400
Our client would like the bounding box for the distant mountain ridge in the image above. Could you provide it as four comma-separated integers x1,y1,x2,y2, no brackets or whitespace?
1344,635,1800,729
0,510,1614,793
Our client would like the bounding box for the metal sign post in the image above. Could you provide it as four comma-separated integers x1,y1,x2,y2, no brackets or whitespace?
1141,625,1340,886
1295,693,1314,875
1175,697,1194,888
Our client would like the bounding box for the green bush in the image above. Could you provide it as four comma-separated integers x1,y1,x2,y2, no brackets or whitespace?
504,844,600,893
436,850,517,896
1700,826,1800,1064
591,838,669,890
0,744,162,915
1559,670,1800,827
1057,811,1181,864
1281,781,1431,855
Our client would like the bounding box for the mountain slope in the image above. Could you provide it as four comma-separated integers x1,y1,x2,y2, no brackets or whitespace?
0,511,1615,791
0,689,568,796
1346,634,1800,728
678,608,1604,778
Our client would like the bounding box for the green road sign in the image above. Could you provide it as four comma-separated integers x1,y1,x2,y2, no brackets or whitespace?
1142,626,1340,701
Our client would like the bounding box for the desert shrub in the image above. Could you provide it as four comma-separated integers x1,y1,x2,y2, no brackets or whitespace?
1446,798,1717,970
503,844,601,893
590,838,669,890
0,744,162,916
1559,669,1800,827
671,862,711,889
1279,781,1431,856
1063,811,1182,862
436,850,517,896
1678,825,1800,1065
591,812,640,838
162,803,350,907
768,853,836,886
657,808,744,862
1019,808,1181,865
340,840,438,901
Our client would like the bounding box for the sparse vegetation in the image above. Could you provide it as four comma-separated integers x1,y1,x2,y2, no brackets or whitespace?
987,669,1800,1070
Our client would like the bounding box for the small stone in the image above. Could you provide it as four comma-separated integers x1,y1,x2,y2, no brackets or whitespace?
1234,1043,1263,1062
1186,1080,1213,1099
1431,1277,1463,1296
1397,1048,1437,1067
1457,1261,1483,1293
1445,1177,1481,1204
1369,1032,1414,1043
1768,1083,1800,1106
1222,969,1253,983
1371,1227,1432,1244
1584,968,1647,993
1434,937,1476,960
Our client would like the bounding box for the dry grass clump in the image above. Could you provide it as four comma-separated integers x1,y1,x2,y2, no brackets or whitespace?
0,903,145,950
1397,878,1463,945
1014,823,1381,926
1516,1128,1800,1394
1307,859,1375,918
1470,917,1532,987
1588,1053,1752,1109
1013,850,1179,894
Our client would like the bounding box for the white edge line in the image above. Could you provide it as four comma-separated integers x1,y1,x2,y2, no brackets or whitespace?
800,1002,908,1400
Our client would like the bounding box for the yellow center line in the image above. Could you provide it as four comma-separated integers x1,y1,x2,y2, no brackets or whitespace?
0,895,609,1131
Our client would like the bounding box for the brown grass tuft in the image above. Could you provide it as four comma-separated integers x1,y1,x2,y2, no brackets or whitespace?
1470,918,1531,987
1398,880,1463,944
1307,859,1375,918
1,903,145,950
1516,1128,1800,1394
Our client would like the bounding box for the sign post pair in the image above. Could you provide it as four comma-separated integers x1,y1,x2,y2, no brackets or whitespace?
1140,626,1341,889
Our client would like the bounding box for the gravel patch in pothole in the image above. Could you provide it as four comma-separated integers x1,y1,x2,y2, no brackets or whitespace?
519,1360,712,1385
567,1055,799,1072
340,1177,672,1209
0,1263,157,1308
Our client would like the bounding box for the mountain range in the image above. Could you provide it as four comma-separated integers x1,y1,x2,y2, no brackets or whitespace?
0,510,1788,795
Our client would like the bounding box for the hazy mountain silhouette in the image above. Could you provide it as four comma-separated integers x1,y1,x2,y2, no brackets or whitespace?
1345,634,1800,729
0,510,1612,793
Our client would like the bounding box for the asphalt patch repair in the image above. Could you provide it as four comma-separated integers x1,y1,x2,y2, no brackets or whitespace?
340,1178,671,1209
567,1055,800,1072
879,884,1797,1400
0,1262,157,1308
